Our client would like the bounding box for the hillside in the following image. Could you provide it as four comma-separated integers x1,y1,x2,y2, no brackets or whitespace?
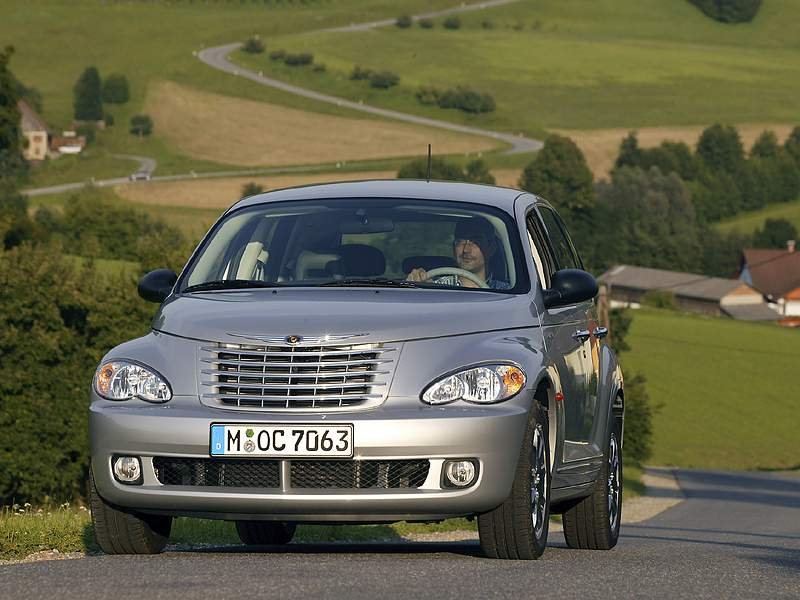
715,198,800,236
238,0,800,135
622,309,799,470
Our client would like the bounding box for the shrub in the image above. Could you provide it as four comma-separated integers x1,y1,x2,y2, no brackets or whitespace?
419,18,434,29
129,114,153,137
688,0,762,23
75,123,96,144
73,67,102,121
101,73,129,104
481,20,494,29
241,182,264,198
368,70,399,89
436,86,495,113
464,159,495,185
242,36,265,54
269,49,286,61
395,15,412,28
350,65,373,80
641,290,678,310
312,63,327,73
442,16,461,29
415,86,440,105
103,112,114,127
397,156,466,181
621,372,655,464
283,53,313,66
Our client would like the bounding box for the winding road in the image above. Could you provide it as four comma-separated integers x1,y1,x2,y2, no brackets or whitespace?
2,469,798,599
22,0,540,197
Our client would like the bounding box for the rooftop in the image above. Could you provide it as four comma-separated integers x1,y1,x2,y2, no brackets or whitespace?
740,248,800,298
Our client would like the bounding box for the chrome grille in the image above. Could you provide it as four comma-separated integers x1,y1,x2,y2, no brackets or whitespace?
200,341,396,411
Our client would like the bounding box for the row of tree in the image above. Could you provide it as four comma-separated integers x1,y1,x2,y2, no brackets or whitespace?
73,67,129,122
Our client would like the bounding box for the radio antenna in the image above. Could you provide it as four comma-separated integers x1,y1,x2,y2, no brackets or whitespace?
426,144,432,182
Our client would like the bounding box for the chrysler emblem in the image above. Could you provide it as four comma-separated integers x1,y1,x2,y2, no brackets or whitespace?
286,335,302,345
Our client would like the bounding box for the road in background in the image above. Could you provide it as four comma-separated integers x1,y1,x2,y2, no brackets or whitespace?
2,469,798,599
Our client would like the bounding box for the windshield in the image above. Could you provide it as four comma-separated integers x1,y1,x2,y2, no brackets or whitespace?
180,198,529,294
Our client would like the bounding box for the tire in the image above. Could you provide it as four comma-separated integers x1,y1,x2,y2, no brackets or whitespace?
89,467,172,555
562,422,622,550
478,400,550,560
235,521,297,545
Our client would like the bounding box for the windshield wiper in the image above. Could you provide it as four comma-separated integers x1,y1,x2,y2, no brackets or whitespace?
319,278,422,289
183,279,281,293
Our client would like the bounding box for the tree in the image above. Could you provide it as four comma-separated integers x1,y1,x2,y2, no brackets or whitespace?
101,73,130,104
129,114,153,137
464,159,495,185
518,134,595,222
241,182,264,198
688,0,763,23
368,71,400,89
750,130,779,159
784,126,800,165
242,36,265,54
0,46,26,182
696,123,744,174
593,167,701,273
614,132,642,170
73,66,103,121
700,227,751,277
397,156,466,181
753,218,798,249
395,15,412,28
0,181,33,249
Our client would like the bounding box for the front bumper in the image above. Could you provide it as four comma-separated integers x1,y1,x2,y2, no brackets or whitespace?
90,395,529,522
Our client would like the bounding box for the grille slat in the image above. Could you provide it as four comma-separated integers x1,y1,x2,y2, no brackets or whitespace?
201,340,394,411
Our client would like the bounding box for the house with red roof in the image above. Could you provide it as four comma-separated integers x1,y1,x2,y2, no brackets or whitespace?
739,241,800,322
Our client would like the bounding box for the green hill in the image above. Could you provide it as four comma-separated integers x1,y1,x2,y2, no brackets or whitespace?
622,308,798,470
715,198,800,235
236,0,800,136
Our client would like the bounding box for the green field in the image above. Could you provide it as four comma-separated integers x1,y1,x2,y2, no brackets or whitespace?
622,309,799,470
236,0,800,135
715,198,800,235
0,0,470,186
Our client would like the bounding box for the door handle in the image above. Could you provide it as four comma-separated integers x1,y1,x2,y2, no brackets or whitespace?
594,326,609,339
572,329,591,343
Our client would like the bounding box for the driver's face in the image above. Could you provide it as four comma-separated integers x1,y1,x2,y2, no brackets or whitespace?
454,238,486,274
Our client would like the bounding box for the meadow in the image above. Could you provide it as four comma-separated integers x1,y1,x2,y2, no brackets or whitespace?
236,0,800,136
715,198,800,236
622,308,799,471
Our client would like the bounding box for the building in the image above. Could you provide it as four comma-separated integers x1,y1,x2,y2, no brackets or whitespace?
739,241,800,319
18,99,48,162
50,131,86,155
600,264,778,321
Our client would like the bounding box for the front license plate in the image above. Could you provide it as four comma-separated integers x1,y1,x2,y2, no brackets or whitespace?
210,424,353,458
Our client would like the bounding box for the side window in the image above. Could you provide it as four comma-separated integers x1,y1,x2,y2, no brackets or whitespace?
525,211,555,289
537,206,582,271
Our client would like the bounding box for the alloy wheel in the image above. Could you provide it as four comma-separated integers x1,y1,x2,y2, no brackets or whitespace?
607,433,621,531
530,423,547,538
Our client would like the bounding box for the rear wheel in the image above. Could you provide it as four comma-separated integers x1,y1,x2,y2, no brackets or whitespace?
235,521,296,545
478,401,550,560
89,467,172,555
562,424,622,550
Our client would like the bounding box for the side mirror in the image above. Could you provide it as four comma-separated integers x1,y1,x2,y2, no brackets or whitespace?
138,269,178,303
542,269,598,309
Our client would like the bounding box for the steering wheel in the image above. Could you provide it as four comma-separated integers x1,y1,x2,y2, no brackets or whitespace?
425,267,489,289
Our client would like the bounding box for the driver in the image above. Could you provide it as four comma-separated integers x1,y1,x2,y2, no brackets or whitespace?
406,217,511,289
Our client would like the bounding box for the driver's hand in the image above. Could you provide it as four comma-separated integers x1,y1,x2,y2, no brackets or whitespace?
406,268,428,282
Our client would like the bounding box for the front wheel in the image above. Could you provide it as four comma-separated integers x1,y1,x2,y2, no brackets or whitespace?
478,401,550,560
562,424,622,550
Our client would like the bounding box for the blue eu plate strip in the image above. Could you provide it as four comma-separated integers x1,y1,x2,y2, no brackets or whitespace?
210,425,225,455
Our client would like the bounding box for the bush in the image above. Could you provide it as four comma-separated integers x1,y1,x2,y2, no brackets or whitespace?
269,49,286,61
129,114,153,137
350,65,373,80
241,182,264,198
641,290,678,310
688,0,762,23
415,86,440,105
101,73,129,104
395,15,412,28
242,36,265,54
284,53,313,66
419,18,434,29
621,372,655,464
397,156,467,181
103,112,114,127
75,123,96,144
435,86,495,114
481,20,494,29
442,16,461,29
312,63,327,73
368,70,399,89
464,159,495,185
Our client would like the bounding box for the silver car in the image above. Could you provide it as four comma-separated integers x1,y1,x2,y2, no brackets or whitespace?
89,180,624,560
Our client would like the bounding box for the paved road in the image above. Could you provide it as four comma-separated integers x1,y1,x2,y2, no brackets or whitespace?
197,0,541,156
2,470,798,599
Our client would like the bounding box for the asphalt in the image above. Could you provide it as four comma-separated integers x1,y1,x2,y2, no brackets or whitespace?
2,469,798,599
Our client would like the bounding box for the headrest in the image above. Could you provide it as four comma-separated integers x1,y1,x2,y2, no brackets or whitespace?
332,244,386,277
402,255,457,274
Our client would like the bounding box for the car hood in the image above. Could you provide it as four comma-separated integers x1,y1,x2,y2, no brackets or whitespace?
153,288,539,344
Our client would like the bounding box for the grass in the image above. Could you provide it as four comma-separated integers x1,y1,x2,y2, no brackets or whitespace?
0,0,474,186
235,0,800,136
621,308,799,470
714,197,800,235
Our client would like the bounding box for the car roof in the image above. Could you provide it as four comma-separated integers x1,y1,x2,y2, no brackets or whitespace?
231,179,530,214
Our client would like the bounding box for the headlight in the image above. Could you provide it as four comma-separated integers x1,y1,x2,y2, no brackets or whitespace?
93,361,172,403
422,364,525,405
